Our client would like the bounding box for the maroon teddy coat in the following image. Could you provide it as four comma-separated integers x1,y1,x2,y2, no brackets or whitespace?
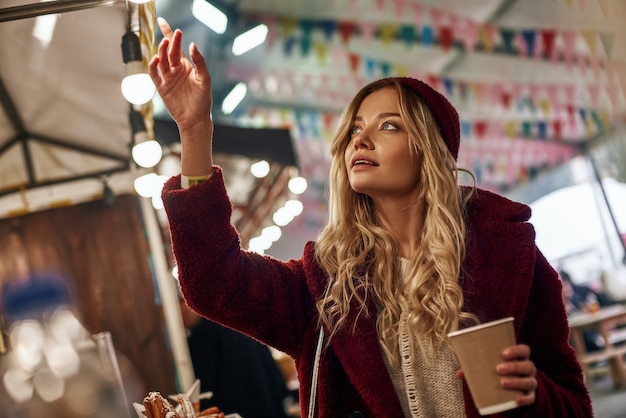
162,167,593,418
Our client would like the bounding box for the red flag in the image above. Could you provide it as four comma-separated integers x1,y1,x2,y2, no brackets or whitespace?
474,120,488,138
438,26,454,52
348,53,361,74
552,120,562,140
337,22,357,45
540,30,556,59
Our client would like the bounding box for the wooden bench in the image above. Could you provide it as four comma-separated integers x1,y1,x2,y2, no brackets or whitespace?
578,345,626,388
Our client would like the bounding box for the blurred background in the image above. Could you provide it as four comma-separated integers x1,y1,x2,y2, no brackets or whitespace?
0,0,625,416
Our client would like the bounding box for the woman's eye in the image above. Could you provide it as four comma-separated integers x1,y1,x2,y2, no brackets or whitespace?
381,121,398,131
350,126,362,135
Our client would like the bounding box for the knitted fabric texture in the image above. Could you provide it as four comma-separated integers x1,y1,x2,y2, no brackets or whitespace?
382,259,465,417
392,77,460,161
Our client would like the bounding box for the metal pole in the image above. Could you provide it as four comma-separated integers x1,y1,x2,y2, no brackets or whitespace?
0,0,123,23
139,196,196,392
586,154,626,265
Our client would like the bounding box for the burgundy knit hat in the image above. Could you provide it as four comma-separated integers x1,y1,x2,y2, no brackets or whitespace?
392,77,460,161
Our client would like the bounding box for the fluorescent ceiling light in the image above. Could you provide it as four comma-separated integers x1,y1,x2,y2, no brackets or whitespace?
192,0,228,34
232,24,268,56
221,82,247,115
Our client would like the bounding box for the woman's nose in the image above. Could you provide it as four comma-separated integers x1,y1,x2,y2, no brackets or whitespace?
352,129,372,149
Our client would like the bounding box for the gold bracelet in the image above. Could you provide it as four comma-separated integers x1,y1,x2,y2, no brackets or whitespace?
181,174,210,189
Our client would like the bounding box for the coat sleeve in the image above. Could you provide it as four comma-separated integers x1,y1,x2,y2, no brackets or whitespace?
512,248,593,418
161,169,316,355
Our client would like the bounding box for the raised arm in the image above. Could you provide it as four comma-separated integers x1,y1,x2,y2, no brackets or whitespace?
149,17,213,177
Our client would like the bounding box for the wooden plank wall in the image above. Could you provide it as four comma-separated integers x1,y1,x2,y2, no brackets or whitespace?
0,194,177,400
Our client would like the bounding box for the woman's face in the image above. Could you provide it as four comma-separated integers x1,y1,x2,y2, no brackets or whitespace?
344,87,421,200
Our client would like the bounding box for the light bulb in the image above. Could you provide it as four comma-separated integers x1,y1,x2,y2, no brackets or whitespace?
134,173,166,198
250,160,270,178
288,177,307,194
121,69,156,105
132,140,163,168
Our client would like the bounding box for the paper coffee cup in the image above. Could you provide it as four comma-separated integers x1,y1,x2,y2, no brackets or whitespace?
447,317,522,416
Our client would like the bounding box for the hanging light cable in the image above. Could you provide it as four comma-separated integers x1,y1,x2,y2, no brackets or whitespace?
120,2,155,105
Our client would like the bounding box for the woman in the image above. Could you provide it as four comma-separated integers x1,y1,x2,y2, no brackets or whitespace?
150,18,592,417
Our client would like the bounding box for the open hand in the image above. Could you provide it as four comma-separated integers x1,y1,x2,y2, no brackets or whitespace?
148,18,213,133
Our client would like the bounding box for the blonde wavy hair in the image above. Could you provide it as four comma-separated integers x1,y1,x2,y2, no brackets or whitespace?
315,78,475,365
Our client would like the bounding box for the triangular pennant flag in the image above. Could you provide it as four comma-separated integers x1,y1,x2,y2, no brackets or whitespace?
540,30,557,59
442,78,454,97
565,0,574,7
511,83,524,104
422,25,435,47
459,19,479,53
474,120,488,138
337,21,357,45
552,120,562,140
501,91,512,108
395,64,409,77
438,26,454,51
348,53,361,75
521,30,537,57
323,112,335,132
330,46,346,67
539,98,551,116
579,0,586,10
546,84,560,107
378,23,398,46
598,31,615,58
365,57,376,77
521,121,533,137
461,120,472,139
479,25,497,52
392,0,406,20
400,25,416,49
279,17,299,38
427,74,440,90
374,0,385,12
528,83,541,104
299,21,315,57
283,37,297,56
314,42,329,65
359,22,377,43
410,3,424,24
580,29,598,56
458,81,470,102
319,20,336,42
500,28,517,54
588,84,600,105
380,61,392,77
560,30,578,69
429,8,448,29
261,16,278,50
591,111,604,133
537,121,548,139
504,120,518,137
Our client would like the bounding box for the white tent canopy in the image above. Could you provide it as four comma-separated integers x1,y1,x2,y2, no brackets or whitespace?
530,176,626,292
